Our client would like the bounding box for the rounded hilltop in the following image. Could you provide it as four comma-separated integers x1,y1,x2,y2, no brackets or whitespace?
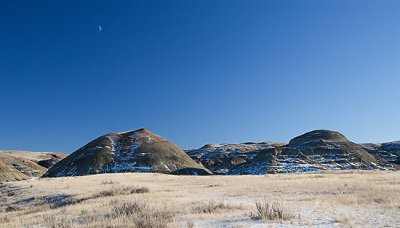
289,130,349,145
42,128,211,178
120,128,154,135
108,128,166,143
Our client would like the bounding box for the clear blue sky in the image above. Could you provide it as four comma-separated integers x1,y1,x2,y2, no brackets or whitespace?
1,0,399,152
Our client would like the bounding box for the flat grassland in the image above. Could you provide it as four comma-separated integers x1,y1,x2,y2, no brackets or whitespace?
0,171,399,227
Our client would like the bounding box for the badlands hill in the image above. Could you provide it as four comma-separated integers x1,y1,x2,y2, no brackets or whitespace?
2,129,398,181
187,142,284,174
43,128,211,177
1,151,67,168
188,130,397,175
362,141,400,165
0,151,67,182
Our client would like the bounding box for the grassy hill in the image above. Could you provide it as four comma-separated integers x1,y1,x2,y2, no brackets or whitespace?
0,153,46,182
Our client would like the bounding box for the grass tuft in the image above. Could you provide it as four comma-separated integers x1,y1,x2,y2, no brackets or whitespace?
111,200,175,228
93,186,149,198
101,180,116,185
192,200,236,214
252,201,295,221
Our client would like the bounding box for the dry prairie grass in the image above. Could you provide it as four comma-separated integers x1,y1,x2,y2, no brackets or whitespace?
93,186,149,198
252,201,296,221
0,171,399,227
111,200,175,227
192,200,239,214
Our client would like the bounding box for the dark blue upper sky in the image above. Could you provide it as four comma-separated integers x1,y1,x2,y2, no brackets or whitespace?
1,0,399,152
